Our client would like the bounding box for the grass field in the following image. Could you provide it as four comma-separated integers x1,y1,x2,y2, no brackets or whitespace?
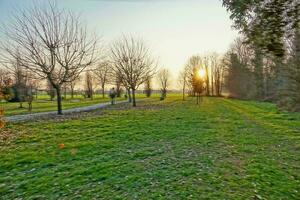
0,95,299,199
0,93,149,116
1,97,117,116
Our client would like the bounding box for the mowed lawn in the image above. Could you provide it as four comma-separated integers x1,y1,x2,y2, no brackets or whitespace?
0,96,299,199
1,93,148,116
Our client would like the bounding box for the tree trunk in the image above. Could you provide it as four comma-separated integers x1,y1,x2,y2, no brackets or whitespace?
116,85,121,97
56,86,63,115
71,87,74,99
64,86,67,100
28,102,32,112
102,87,105,98
132,88,136,107
127,88,132,103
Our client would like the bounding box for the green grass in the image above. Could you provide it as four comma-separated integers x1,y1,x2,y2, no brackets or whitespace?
0,93,150,116
0,96,299,199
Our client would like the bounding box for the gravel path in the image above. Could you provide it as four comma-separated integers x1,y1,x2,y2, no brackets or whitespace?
4,100,128,122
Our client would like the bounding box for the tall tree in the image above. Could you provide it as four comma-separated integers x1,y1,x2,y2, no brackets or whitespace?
12,62,26,108
0,69,9,91
69,76,80,99
203,56,210,96
252,48,264,99
178,67,188,100
157,68,170,100
110,35,156,106
47,80,56,101
4,53,38,109
225,52,253,99
222,0,298,57
209,53,219,96
115,72,122,98
144,76,152,98
214,57,226,97
284,23,300,111
224,38,258,99
85,71,94,99
94,61,111,98
185,55,202,96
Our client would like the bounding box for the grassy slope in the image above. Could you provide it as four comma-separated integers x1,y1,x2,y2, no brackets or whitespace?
0,96,299,199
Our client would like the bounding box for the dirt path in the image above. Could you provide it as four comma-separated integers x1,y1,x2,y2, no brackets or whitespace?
4,100,128,123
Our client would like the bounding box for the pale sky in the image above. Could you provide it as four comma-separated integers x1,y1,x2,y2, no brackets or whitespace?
0,0,238,87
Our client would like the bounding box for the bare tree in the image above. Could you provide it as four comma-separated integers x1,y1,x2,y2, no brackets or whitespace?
214,58,226,96
110,35,156,106
46,80,56,101
144,75,152,97
24,71,37,112
115,70,131,102
0,68,11,101
0,2,97,114
94,61,111,98
125,88,132,103
85,71,93,99
209,53,219,96
4,54,30,108
178,67,188,100
26,72,39,100
115,72,123,98
0,68,9,89
203,56,210,96
231,37,254,66
3,53,38,111
69,76,80,99
157,68,170,100
12,63,26,108
185,55,202,96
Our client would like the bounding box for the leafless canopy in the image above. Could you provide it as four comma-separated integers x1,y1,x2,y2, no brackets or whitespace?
178,67,189,100
110,35,156,106
157,68,170,99
93,61,112,98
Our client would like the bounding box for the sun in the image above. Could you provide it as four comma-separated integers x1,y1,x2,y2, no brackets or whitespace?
198,68,206,79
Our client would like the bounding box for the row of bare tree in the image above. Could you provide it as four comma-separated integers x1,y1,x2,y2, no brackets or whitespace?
0,2,172,114
0,3,97,114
